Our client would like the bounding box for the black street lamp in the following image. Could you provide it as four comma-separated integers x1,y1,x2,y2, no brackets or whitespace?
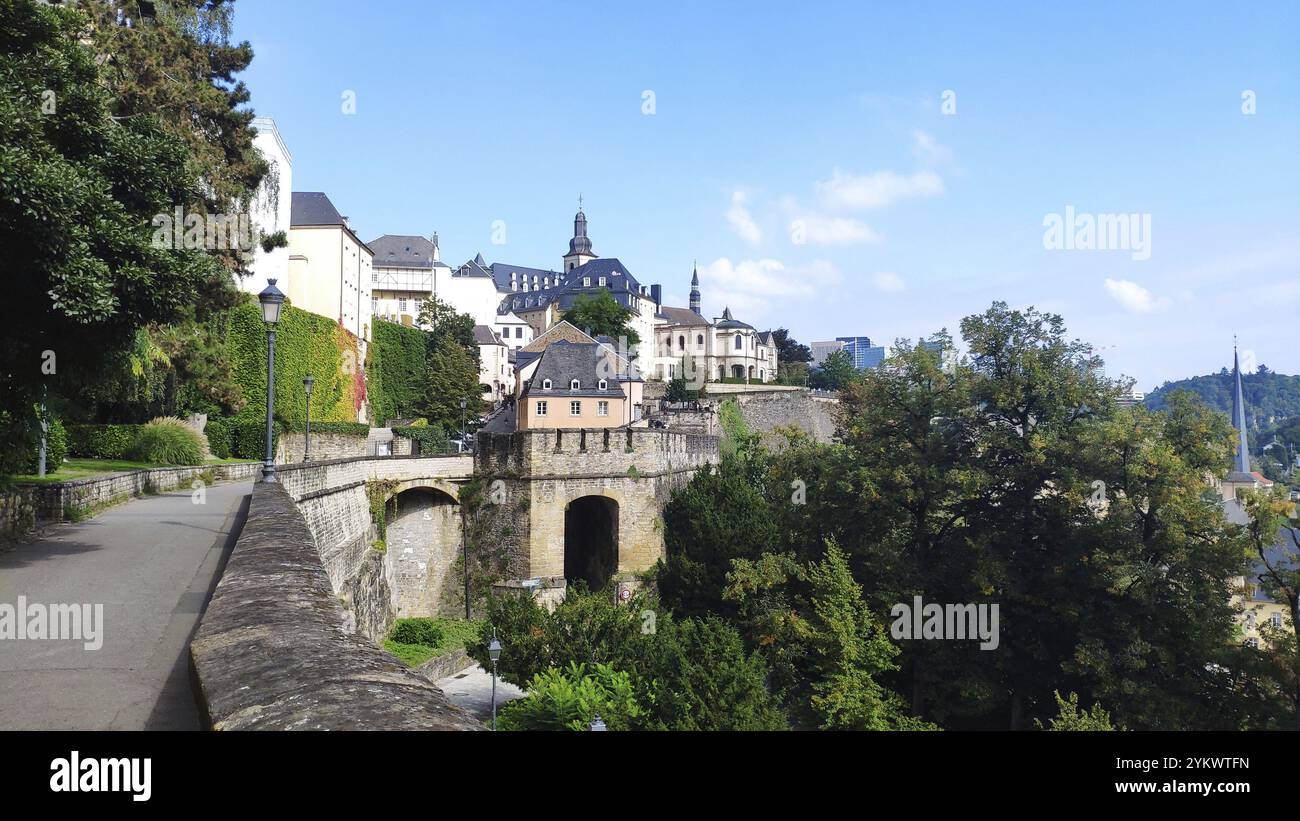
303,374,315,462
488,633,502,730
257,279,285,483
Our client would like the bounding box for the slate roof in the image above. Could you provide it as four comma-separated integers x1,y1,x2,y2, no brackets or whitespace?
497,256,651,317
525,341,625,398
369,235,438,269
715,306,755,330
455,256,494,278
291,192,346,227
490,262,566,293
659,306,709,327
473,325,504,346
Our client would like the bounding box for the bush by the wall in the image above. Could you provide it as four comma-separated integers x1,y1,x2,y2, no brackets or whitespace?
22,418,68,473
66,424,142,460
388,618,445,648
230,413,281,461
204,417,233,459
132,417,209,466
392,425,450,455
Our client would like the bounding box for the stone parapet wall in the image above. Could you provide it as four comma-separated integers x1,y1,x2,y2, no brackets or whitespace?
275,431,370,464
2,462,260,540
189,481,481,730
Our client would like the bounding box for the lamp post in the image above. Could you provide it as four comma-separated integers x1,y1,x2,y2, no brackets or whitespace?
488,633,502,730
589,714,607,732
257,279,285,483
302,374,314,462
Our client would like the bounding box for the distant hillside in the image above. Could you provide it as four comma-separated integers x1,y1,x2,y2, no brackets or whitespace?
1144,368,1300,431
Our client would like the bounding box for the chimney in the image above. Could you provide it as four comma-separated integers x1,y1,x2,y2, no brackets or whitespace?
651,283,662,305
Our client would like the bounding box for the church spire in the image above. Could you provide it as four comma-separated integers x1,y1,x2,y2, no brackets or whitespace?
1231,339,1251,475
689,260,701,315
563,199,596,270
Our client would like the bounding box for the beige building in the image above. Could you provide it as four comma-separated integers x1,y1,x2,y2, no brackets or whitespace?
474,324,512,403
517,340,629,430
286,192,373,346
368,233,451,327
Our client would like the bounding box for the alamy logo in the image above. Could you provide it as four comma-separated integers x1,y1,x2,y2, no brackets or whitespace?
890,595,1000,650
50,752,150,802
0,597,103,650
1042,205,1151,261
151,206,260,251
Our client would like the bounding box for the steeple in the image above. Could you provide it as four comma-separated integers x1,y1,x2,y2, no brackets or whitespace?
1231,340,1251,475
563,198,597,271
689,261,701,315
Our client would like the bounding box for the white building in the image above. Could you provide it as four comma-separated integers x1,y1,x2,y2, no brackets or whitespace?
240,116,292,294
474,325,513,402
368,234,450,326
286,192,373,344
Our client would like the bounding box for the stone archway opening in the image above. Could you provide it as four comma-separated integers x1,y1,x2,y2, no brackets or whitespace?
386,487,461,617
564,495,619,590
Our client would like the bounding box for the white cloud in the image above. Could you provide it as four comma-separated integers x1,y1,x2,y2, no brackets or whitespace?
911,129,953,166
726,190,762,244
873,271,905,292
1104,278,1167,314
699,257,840,319
816,168,944,209
789,214,881,245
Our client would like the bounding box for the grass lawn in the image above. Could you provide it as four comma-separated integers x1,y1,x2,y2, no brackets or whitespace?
383,618,483,668
8,456,256,484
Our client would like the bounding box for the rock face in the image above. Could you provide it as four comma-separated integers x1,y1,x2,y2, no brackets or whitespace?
189,480,482,731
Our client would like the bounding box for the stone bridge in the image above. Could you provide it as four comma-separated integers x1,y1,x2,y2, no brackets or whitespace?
190,428,718,728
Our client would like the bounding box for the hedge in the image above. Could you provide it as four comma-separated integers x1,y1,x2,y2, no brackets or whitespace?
204,416,233,459
282,420,369,436
66,424,142,460
392,425,451,455
23,418,68,473
369,319,429,426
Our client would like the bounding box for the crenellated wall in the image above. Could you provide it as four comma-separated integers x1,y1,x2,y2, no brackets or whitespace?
475,428,719,580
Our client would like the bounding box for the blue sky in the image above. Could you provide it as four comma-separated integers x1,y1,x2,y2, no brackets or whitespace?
233,0,1299,390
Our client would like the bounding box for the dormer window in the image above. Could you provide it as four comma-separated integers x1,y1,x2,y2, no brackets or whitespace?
598,379,608,390
570,379,581,390
542,379,552,389
599,277,606,286
583,277,591,286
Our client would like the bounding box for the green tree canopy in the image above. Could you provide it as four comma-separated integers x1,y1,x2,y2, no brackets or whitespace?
562,290,640,347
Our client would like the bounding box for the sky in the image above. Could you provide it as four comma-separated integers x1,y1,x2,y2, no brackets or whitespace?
232,0,1299,391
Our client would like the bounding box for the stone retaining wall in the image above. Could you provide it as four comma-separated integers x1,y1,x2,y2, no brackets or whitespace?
2,462,260,540
189,480,481,730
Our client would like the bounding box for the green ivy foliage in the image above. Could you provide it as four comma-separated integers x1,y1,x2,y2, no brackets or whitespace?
226,299,357,428
369,319,428,425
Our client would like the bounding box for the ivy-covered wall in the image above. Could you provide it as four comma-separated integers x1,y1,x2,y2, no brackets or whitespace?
369,319,428,426
227,300,358,427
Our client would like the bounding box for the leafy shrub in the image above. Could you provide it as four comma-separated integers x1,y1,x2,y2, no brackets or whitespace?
131,417,208,466
392,425,450,455
283,420,369,436
204,417,233,459
496,663,643,731
65,424,141,460
22,417,68,473
388,618,445,648
230,413,280,460
470,587,786,730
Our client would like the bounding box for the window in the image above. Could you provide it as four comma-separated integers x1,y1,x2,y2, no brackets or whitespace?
598,379,607,390
371,298,378,312
542,379,552,389
697,334,703,346
398,298,408,311
678,335,685,349
570,400,582,416
598,277,606,286
583,277,591,286
536,401,548,416
1246,637,1260,648
371,272,378,282
515,326,523,338
571,379,581,390
597,401,609,417
1272,613,1284,629
734,334,743,350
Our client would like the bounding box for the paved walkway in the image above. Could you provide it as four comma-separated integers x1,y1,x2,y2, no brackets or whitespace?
436,663,525,724
0,480,252,730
